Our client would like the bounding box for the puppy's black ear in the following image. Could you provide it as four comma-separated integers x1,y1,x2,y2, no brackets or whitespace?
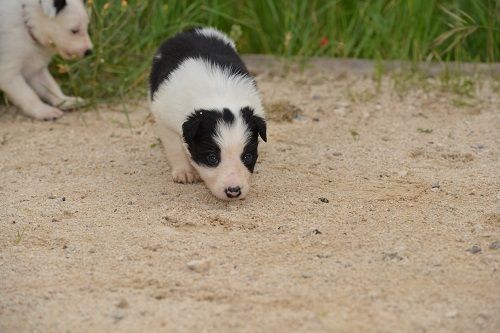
54,0,67,14
182,112,202,144
41,0,67,17
241,107,267,142
254,115,267,142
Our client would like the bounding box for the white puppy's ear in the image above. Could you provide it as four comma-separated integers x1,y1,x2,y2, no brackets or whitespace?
40,0,67,18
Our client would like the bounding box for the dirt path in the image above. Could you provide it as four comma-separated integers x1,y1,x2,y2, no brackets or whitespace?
1,59,499,332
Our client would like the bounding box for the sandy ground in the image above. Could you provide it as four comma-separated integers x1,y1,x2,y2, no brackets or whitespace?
1,58,499,332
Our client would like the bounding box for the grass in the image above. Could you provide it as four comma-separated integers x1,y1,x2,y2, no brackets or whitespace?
350,129,360,141
14,228,25,245
390,62,482,99
12,0,500,103
439,70,476,97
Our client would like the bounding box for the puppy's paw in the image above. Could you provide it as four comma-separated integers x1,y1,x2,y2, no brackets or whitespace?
172,168,200,184
30,104,64,121
58,96,86,110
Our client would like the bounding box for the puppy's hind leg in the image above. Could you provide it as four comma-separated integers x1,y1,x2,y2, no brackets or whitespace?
0,75,63,120
156,124,200,184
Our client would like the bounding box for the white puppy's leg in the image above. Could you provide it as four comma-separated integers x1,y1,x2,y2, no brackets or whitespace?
157,124,200,184
28,68,84,110
0,75,63,120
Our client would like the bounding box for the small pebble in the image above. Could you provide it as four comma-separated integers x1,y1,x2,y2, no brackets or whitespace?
475,314,489,328
334,108,348,117
154,293,167,300
466,245,481,254
312,117,320,122
335,102,350,108
382,252,403,261
397,170,408,177
319,197,329,203
431,181,440,189
312,229,322,235
187,259,211,273
62,197,66,202
316,254,330,259
301,273,312,279
111,309,125,322
48,195,56,199
116,299,129,309
489,241,500,250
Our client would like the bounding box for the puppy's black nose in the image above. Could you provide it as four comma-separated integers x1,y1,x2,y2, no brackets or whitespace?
84,49,93,57
225,186,241,198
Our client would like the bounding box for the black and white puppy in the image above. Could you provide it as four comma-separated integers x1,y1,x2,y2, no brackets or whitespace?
0,0,92,120
150,27,267,200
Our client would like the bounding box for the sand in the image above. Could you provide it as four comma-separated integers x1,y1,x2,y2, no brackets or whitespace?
0,57,499,332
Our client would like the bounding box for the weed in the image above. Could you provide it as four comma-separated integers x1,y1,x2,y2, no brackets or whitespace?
150,138,160,149
345,79,377,103
452,98,475,108
373,55,384,92
439,71,476,97
392,69,430,98
350,129,360,141
14,228,25,245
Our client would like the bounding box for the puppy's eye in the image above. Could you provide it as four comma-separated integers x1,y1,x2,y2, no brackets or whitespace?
242,153,253,165
71,28,80,35
206,153,219,167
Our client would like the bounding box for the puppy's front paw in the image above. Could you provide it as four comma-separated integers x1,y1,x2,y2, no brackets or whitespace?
172,168,200,184
30,104,64,121
58,96,86,110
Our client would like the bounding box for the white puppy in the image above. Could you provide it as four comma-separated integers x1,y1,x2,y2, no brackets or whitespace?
0,0,92,120
150,27,267,200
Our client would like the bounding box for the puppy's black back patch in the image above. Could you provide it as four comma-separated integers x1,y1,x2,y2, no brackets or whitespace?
149,28,251,98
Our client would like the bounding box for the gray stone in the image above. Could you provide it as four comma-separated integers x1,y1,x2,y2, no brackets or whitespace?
466,245,481,254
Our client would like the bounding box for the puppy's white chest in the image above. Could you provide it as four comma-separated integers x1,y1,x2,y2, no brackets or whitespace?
20,48,53,77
